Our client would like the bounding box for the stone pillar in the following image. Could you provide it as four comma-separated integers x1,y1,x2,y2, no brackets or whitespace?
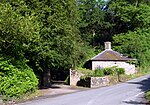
70,70,84,86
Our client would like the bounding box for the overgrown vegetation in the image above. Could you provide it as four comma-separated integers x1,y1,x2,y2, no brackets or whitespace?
0,56,38,101
145,91,150,101
78,67,149,88
77,67,127,87
94,68,104,77
78,67,125,79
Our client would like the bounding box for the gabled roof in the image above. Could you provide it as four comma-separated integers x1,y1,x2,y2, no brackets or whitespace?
91,49,133,61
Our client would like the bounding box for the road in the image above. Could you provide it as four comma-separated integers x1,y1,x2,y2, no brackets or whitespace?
20,74,150,105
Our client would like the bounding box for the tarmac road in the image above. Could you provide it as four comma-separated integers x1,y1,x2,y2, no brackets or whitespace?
20,74,150,105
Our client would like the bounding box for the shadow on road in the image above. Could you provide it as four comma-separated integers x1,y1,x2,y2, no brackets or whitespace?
127,77,150,92
39,85,61,89
123,100,148,105
123,76,150,105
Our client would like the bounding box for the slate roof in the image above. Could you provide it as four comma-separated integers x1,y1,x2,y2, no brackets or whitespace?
91,49,133,61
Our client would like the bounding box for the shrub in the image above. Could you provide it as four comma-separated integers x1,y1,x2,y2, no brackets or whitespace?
77,68,94,76
116,68,125,75
103,68,114,75
93,68,104,77
103,67,125,76
0,56,38,101
145,91,150,101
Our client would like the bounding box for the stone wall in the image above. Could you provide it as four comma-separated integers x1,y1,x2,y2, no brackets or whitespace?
70,70,84,86
90,77,110,88
69,69,110,88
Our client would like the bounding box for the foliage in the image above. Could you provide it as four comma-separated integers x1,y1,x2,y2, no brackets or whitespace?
145,91,150,101
0,0,149,98
94,68,104,77
0,2,41,57
78,66,125,78
77,46,96,68
113,28,150,68
103,67,125,75
116,68,125,75
77,68,94,76
21,0,93,76
0,0,93,87
103,67,114,75
36,0,82,70
78,68,105,82
77,0,111,46
0,56,38,100
109,1,150,71
107,0,150,32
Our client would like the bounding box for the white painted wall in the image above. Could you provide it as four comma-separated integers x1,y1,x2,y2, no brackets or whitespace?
92,61,135,75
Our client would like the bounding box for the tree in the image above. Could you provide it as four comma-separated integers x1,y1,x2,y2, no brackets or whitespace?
0,1,39,99
106,0,150,70
0,1,41,60
77,0,111,46
0,0,95,88
113,28,150,69
23,0,89,87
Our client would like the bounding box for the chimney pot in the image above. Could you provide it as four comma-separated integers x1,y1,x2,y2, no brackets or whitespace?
105,42,111,50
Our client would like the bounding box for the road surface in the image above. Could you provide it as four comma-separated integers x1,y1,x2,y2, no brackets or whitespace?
20,74,150,105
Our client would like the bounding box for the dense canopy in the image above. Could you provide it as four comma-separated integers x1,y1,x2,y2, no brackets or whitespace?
0,0,149,100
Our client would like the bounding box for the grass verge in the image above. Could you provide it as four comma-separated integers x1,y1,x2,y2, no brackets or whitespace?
2,90,40,104
145,91,150,101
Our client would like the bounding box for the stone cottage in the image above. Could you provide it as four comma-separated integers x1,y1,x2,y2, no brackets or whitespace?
89,42,136,75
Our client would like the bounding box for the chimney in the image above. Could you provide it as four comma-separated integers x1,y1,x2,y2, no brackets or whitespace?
105,42,111,50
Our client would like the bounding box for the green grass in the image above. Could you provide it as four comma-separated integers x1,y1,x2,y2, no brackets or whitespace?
145,91,150,101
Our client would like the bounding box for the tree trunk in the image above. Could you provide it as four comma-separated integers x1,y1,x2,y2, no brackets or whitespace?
43,69,51,88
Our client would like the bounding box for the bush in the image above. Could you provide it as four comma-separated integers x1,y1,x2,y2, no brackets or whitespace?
77,68,94,76
103,67,125,75
103,67,114,75
116,68,125,75
93,68,104,77
0,56,38,101
145,91,150,101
